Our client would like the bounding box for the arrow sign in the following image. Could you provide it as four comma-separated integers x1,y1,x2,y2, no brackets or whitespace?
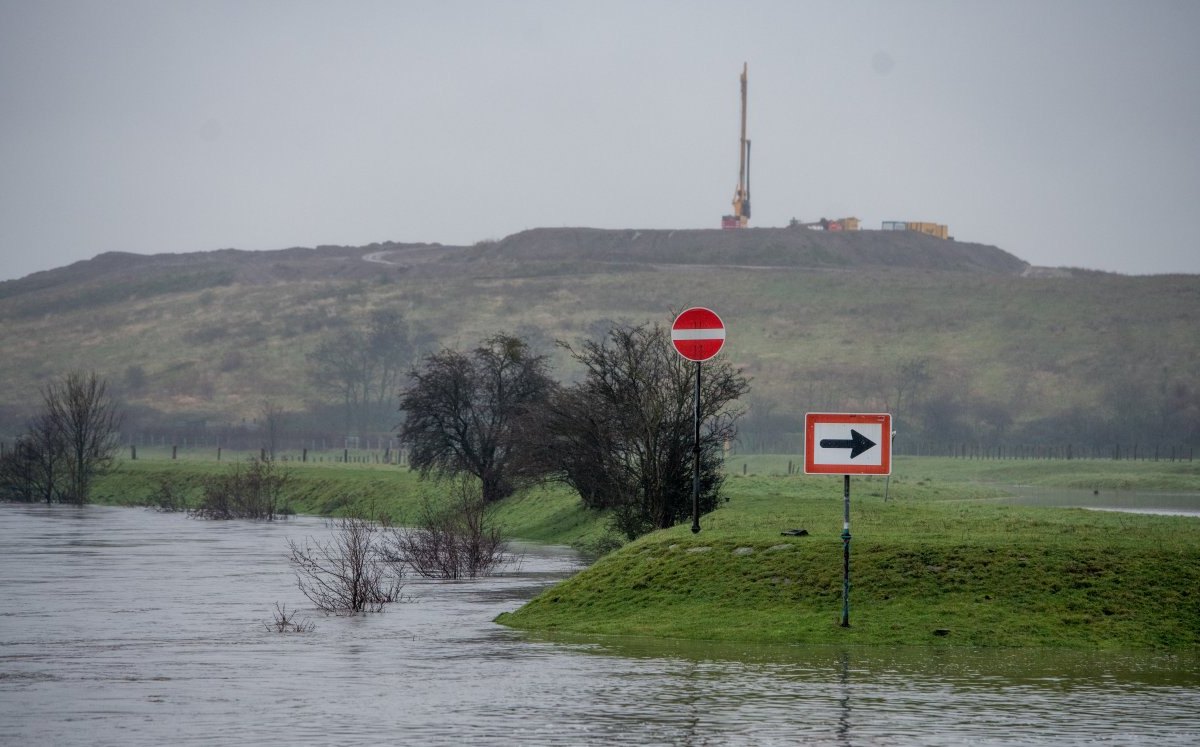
805,413,892,475
819,429,877,459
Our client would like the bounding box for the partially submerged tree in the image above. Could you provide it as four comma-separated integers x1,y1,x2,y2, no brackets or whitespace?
385,478,512,579
288,515,403,615
190,458,290,520
44,371,122,504
398,334,556,503
526,322,750,539
0,371,121,505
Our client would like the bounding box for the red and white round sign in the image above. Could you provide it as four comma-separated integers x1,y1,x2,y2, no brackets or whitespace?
671,307,726,362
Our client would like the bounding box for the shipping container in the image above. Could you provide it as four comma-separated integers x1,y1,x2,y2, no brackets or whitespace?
906,222,949,239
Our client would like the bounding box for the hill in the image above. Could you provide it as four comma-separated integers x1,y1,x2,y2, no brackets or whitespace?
0,227,1196,452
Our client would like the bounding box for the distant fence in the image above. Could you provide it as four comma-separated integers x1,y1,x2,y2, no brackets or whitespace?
893,442,1194,462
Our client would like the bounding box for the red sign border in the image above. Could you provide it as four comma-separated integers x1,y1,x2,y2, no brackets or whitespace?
804,412,892,475
670,307,726,363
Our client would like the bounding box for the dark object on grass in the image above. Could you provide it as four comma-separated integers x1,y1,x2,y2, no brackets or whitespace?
933,628,951,637
780,528,809,537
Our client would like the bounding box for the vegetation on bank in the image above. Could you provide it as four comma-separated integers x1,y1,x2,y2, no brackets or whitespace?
91,456,618,551
498,466,1200,649
88,454,1200,649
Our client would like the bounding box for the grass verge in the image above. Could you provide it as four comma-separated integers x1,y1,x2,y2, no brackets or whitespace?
497,466,1200,650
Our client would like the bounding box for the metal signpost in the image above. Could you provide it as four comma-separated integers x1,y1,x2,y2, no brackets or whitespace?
804,412,892,627
671,307,726,534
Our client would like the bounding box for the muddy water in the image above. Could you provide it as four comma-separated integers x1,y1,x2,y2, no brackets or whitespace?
1,504,1197,746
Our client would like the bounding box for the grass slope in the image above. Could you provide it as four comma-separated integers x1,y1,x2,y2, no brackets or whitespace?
0,230,1196,445
92,455,615,549
497,462,1200,650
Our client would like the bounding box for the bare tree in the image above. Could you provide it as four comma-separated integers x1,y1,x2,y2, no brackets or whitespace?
264,602,315,633
399,334,556,503
42,371,122,504
1,413,66,503
287,516,403,614
307,310,412,436
259,399,285,460
385,478,512,579
190,458,290,520
524,321,750,539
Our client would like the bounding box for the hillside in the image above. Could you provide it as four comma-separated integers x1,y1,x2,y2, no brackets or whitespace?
1,227,1197,452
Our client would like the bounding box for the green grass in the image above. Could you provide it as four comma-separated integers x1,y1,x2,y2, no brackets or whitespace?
92,455,617,548
497,463,1200,650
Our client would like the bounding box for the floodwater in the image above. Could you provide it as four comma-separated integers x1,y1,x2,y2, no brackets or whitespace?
995,485,1200,517
1,504,1198,746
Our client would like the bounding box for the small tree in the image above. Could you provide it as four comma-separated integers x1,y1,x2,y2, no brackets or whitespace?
307,309,412,436
399,334,556,503
526,322,749,539
288,515,402,615
43,371,122,504
0,413,66,503
190,458,289,520
385,478,512,579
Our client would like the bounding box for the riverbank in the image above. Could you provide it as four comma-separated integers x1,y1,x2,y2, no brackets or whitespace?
92,455,1200,649
91,456,618,550
498,462,1200,650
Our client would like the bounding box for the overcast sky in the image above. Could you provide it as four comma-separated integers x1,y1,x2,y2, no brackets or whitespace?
2,0,1198,281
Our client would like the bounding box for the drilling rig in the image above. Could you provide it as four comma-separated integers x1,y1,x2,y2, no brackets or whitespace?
722,63,751,229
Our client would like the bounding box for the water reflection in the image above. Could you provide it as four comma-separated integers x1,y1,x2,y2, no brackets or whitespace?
1,503,1197,746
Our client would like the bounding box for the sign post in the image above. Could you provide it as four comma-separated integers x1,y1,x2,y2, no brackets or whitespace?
671,308,726,534
804,412,892,627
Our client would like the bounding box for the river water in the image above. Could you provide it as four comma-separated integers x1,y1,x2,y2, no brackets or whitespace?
1,503,1197,746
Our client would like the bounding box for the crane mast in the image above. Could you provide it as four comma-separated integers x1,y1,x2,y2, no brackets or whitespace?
723,63,751,229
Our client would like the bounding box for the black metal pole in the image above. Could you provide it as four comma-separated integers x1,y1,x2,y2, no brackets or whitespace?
841,473,851,627
692,361,702,534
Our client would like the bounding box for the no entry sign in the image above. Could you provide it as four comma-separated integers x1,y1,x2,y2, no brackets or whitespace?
671,307,726,362
804,413,892,475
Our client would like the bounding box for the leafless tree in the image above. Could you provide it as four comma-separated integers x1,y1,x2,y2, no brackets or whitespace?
522,321,750,539
0,413,65,503
43,371,122,504
259,399,285,461
307,309,412,436
265,602,315,633
287,515,403,614
190,458,290,520
399,334,556,503
385,478,513,579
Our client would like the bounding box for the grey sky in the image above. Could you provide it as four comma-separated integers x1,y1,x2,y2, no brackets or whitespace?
2,0,1198,281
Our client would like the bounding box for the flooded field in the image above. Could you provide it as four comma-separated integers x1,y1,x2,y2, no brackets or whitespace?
1,503,1197,746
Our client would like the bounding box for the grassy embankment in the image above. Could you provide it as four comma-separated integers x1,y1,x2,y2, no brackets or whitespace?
95,453,1200,649
497,457,1200,650
92,449,614,549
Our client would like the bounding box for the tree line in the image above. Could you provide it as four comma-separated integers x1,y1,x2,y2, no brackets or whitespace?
398,321,750,539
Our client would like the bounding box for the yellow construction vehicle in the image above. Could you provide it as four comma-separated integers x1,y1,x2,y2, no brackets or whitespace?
722,63,751,229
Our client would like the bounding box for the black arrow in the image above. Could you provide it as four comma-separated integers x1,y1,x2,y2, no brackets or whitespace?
820,429,877,459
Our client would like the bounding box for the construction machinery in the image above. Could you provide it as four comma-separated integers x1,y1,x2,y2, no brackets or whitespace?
721,63,751,229
789,217,861,232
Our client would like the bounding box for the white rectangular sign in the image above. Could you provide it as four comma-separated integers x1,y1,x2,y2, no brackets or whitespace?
804,413,892,475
